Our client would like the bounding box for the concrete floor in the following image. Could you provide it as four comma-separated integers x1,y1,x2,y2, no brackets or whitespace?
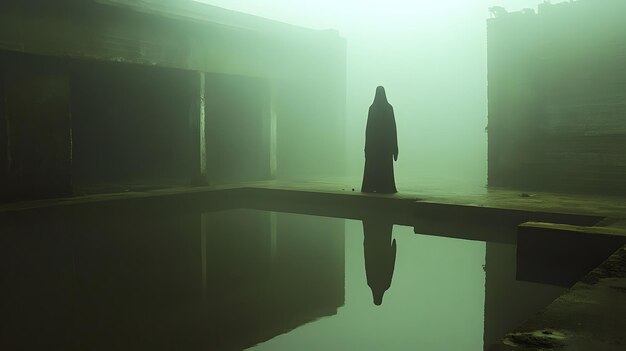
269,175,626,219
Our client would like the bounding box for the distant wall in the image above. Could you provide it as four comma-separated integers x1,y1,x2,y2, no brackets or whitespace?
487,0,626,195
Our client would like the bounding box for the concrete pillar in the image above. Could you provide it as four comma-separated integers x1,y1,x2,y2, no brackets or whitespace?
269,101,277,179
190,71,208,185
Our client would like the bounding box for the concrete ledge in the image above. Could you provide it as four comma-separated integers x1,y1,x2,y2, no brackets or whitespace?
0,182,608,245
517,221,626,286
490,245,626,351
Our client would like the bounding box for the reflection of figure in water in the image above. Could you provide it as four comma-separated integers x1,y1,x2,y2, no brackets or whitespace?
361,86,398,193
363,220,397,306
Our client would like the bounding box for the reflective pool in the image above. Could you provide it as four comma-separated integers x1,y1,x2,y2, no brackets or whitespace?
0,208,567,350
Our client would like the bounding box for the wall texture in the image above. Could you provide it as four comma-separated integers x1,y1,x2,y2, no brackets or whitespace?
0,0,346,200
487,0,626,195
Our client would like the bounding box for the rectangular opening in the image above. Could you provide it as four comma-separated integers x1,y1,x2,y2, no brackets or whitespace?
205,73,272,183
0,51,72,201
71,61,197,193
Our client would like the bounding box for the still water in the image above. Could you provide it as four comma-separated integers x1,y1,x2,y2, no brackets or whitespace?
0,208,566,350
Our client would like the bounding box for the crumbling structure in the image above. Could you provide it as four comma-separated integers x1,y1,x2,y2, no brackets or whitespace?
488,0,626,195
0,0,346,201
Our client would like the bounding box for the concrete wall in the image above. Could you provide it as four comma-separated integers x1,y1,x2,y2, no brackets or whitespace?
0,53,73,200
487,0,626,195
0,0,346,200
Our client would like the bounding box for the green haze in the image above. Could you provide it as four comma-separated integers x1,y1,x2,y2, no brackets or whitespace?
195,0,561,184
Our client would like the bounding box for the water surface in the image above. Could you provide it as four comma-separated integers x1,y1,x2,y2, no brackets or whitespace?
0,208,567,350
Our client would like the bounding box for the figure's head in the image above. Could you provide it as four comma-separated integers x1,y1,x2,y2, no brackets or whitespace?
373,86,388,105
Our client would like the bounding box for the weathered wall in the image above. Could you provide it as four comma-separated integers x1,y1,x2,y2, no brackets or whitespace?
487,0,626,195
0,0,347,188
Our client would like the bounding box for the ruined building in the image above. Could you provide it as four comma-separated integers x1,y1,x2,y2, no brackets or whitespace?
487,0,626,195
0,0,346,201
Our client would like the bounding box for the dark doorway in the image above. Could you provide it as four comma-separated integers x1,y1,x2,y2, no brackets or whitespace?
0,52,72,201
71,61,196,194
205,73,271,183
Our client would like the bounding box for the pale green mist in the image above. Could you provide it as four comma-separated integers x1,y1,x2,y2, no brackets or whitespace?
195,0,562,184
186,2,558,349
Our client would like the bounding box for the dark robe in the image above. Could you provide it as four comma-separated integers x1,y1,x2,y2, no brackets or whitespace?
363,220,397,306
361,87,398,193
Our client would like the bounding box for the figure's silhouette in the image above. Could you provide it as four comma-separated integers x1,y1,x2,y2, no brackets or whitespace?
362,219,397,306
361,86,398,193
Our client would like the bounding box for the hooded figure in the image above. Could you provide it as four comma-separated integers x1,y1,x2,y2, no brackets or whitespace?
361,86,398,193
363,219,397,306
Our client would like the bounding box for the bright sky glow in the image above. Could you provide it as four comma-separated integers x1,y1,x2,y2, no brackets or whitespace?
193,0,567,179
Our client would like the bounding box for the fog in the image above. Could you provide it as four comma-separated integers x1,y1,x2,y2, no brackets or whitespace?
1,2,623,350
197,0,557,185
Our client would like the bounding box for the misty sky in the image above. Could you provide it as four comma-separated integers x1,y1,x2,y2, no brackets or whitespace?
195,0,562,183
